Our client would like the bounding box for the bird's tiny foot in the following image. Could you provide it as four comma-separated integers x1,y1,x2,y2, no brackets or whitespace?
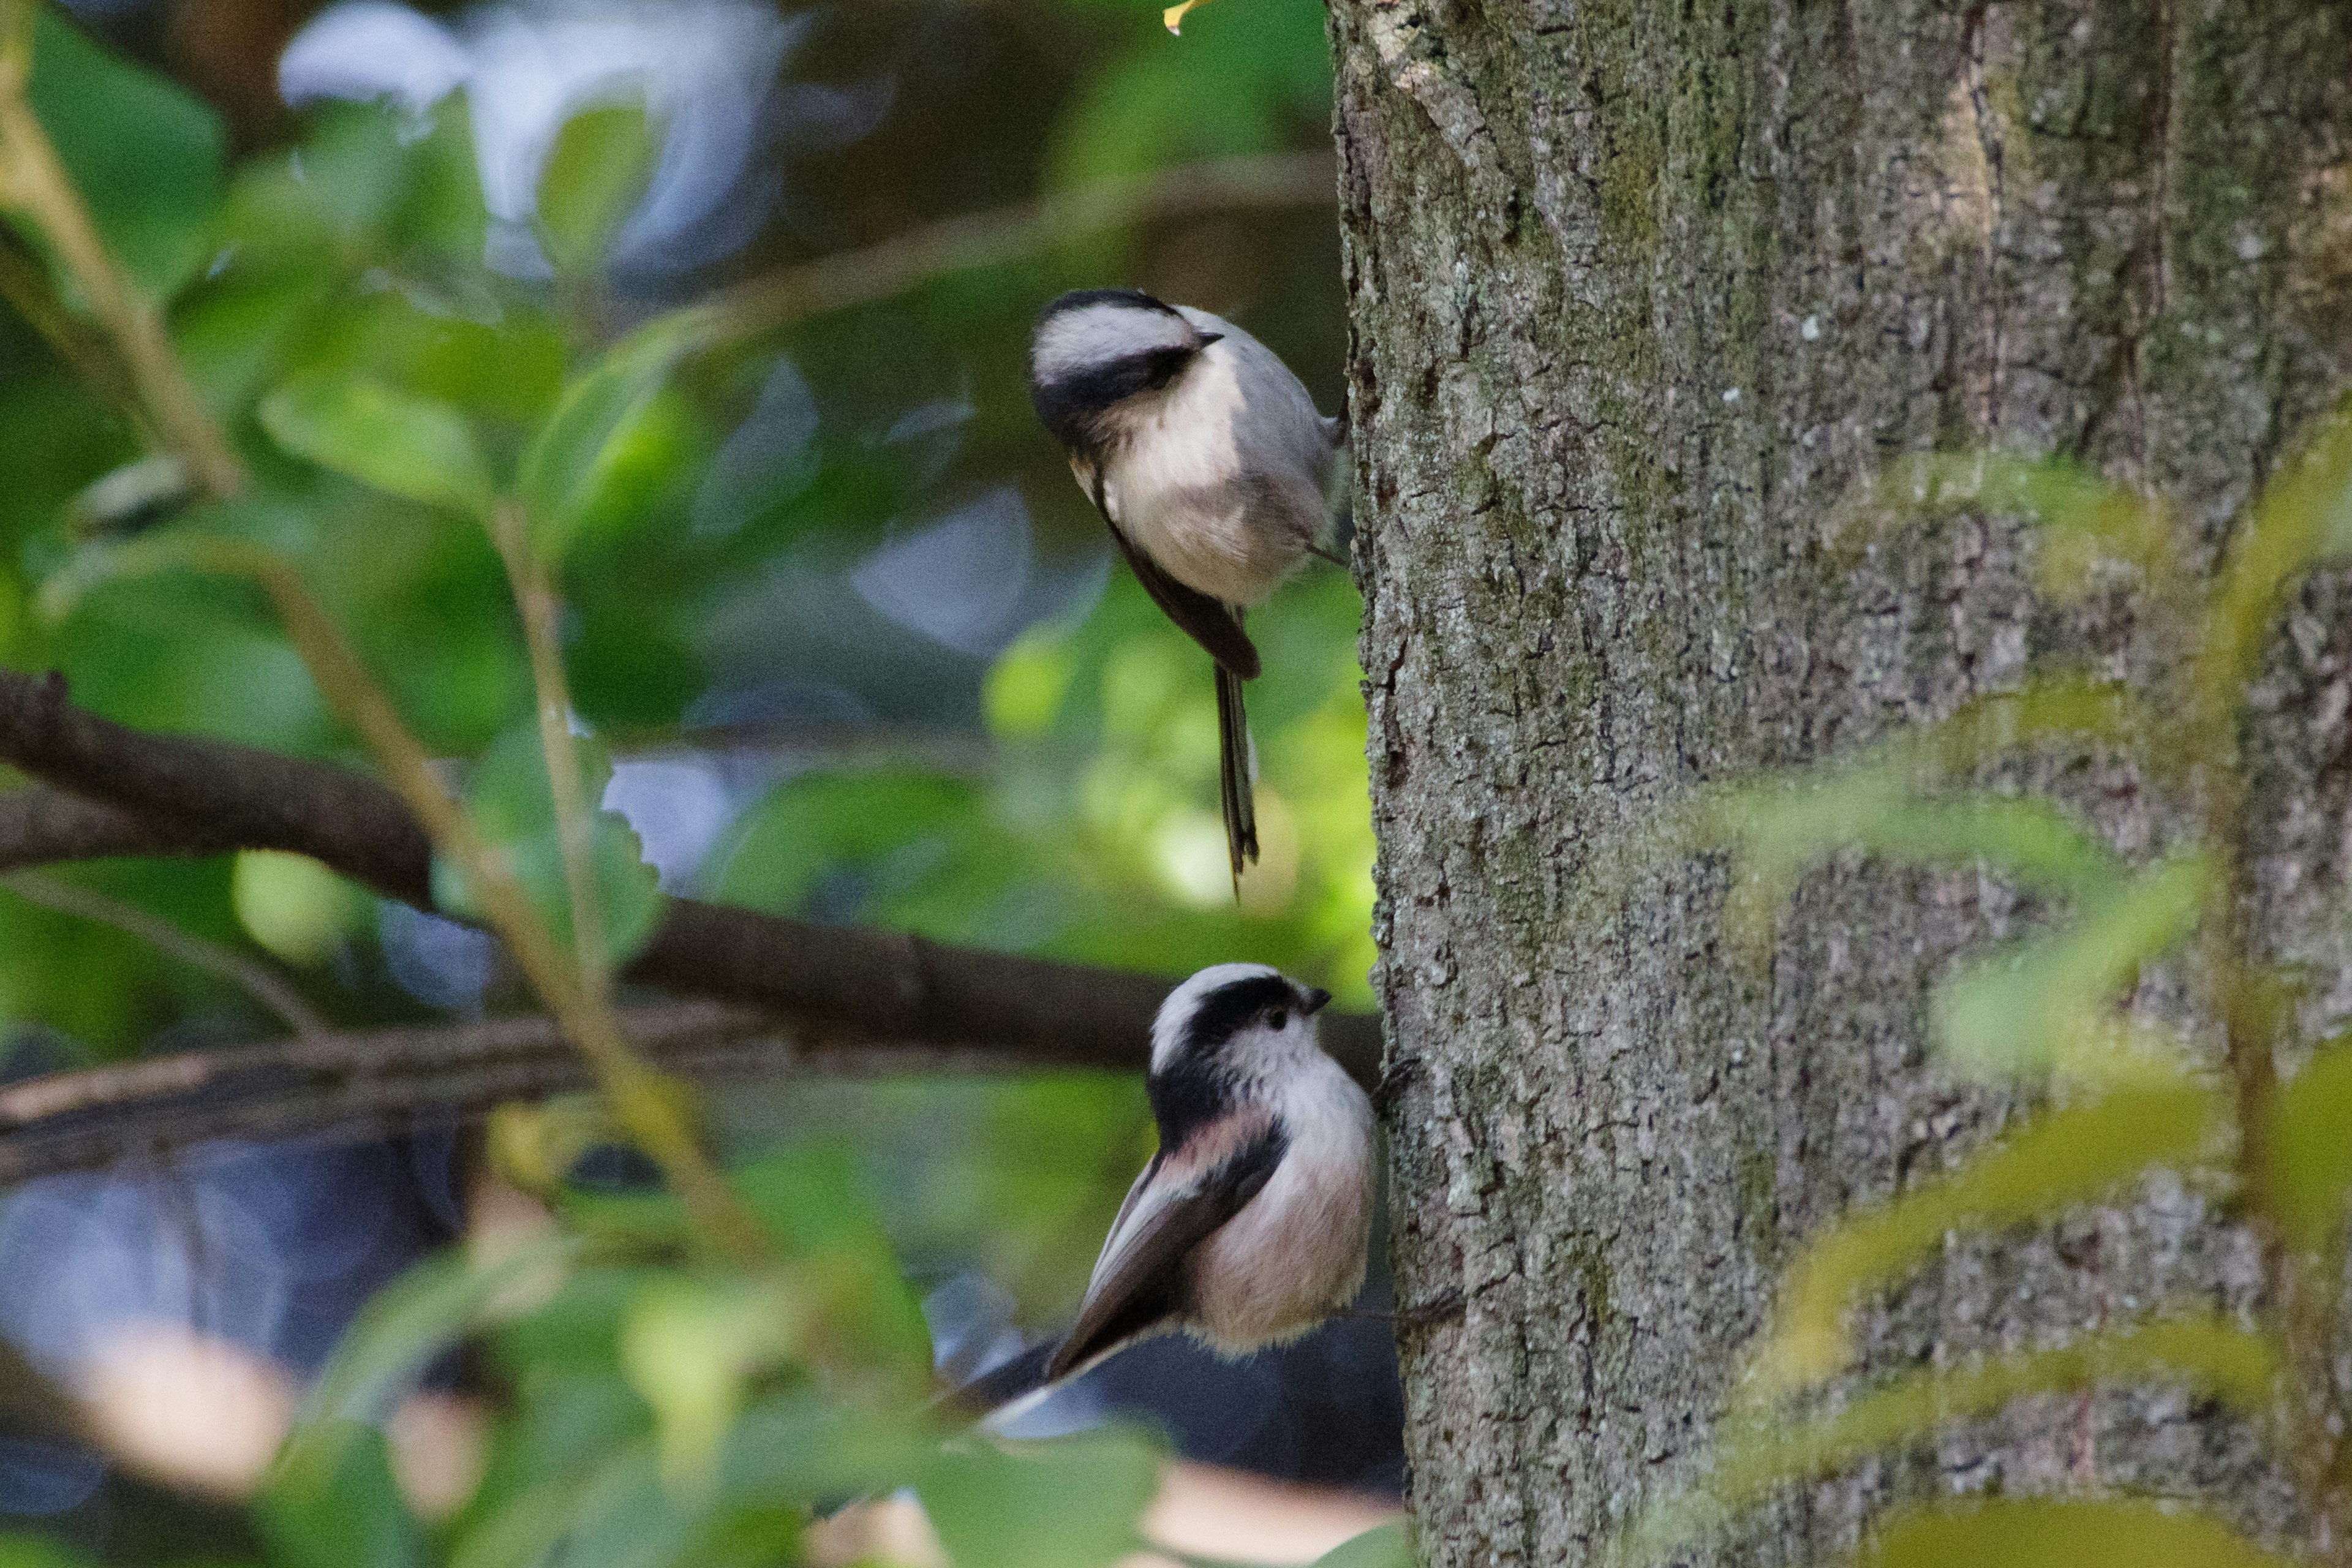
1346,1288,1465,1334
1393,1287,1466,1333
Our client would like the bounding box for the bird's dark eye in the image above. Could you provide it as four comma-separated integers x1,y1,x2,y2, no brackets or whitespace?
1144,347,1192,389
1267,1009,1289,1031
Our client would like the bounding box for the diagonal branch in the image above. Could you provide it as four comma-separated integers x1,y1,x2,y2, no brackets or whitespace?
3,870,328,1038
0,1000,1162,1186
684,150,1335,350
0,666,1385,1093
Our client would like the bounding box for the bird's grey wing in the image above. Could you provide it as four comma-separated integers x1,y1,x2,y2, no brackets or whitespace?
1089,470,1262,679
1045,1121,1288,1381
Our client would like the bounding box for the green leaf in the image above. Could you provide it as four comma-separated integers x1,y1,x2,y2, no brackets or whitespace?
918,1430,1162,1568
1635,1316,2279,1556
288,1239,577,1485
259,372,496,517
719,1393,933,1510
620,1276,796,1493
1831,451,2172,594
1703,766,2123,956
1754,1084,2226,1396
1931,853,2209,1080
233,848,360,966
2275,1032,2352,1248
431,724,666,967
26,9,225,299
450,1442,669,1568
1314,1520,1414,1568
733,1144,934,1376
1050,0,1330,185
260,1424,424,1568
537,99,661,276
518,320,695,561
1883,678,2152,781
0,1537,97,1568
2203,402,2352,711
1855,1499,2288,1568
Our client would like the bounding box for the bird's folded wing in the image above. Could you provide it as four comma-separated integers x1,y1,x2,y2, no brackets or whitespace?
1046,1117,1288,1380
1087,472,1261,677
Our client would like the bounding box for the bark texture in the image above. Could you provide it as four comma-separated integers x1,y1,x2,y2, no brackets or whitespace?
1329,0,2352,1561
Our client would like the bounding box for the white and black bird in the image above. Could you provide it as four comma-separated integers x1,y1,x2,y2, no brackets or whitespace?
956,962,1375,1413
1028,289,1347,885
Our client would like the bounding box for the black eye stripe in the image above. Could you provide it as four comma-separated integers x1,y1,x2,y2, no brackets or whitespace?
1178,975,1298,1055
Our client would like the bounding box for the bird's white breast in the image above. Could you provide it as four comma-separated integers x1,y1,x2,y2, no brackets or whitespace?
1184,1052,1375,1353
1082,340,1324,608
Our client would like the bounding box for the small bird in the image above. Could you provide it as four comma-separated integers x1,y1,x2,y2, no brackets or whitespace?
955,962,1375,1413
1028,289,1346,886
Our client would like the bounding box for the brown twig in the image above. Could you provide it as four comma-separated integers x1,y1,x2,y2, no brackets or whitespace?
0,0,244,499
2,869,327,1038
0,1000,1209,1187
680,150,1335,350
489,500,614,1010
0,671,1385,1086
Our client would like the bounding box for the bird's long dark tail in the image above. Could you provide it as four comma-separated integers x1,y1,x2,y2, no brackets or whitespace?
941,1337,1062,1420
1216,662,1259,889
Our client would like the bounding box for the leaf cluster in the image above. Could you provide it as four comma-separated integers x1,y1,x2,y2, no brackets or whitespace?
1635,423,2352,1563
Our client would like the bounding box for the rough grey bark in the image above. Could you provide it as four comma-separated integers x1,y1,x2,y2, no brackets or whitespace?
1329,1,2352,1562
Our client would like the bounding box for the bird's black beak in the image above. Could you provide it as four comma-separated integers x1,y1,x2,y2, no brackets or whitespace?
1194,331,1224,348
1300,987,1332,1016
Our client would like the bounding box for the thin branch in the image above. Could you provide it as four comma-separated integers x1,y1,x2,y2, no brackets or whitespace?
680,150,1335,350
489,500,613,1010
0,1001,1176,1187
181,541,776,1265
2,870,327,1039
0,671,1385,1090
0,2,244,499
0,1003,762,1184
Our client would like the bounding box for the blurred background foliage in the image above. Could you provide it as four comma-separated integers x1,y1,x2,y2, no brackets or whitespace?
0,0,1404,1562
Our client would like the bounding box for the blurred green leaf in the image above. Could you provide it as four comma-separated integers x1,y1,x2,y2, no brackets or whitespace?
735,1144,934,1377
232,848,360,966
1313,1520,1414,1568
1636,1315,2278,1556
1704,766,2122,955
719,1392,933,1510
538,100,661,277
519,322,695,560
261,1424,424,1568
1754,1084,2226,1396
292,1240,577,1478
918,1429,1161,1568
25,9,225,298
620,1276,795,1493
1931,853,2209,1080
1854,1498,2286,1568
451,1442,669,1568
260,372,496,517
2275,1033,2352,1249
0,1540,93,1568
1841,450,2173,594
987,625,1079,737
431,723,666,966
713,769,993,915
1883,678,2152,781
2202,402,2352,714
1050,0,1329,185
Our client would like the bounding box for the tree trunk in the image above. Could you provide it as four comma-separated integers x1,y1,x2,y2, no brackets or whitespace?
1329,0,2352,1561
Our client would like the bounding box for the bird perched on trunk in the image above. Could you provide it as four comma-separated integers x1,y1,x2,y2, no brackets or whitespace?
953,962,1374,1415
1027,288,1347,888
